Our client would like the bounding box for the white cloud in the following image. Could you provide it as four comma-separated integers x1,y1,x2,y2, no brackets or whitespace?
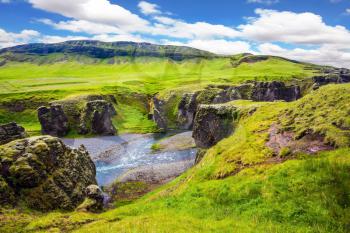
239,9,350,45
29,0,149,33
38,18,123,35
247,0,279,5
138,1,161,15
0,0,11,3
346,9,350,14
258,43,350,68
151,18,240,39
187,40,252,55
0,29,40,48
164,39,252,55
41,35,88,44
153,16,177,25
32,0,239,40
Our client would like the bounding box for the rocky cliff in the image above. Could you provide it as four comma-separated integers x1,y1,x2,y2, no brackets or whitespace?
0,136,97,211
170,81,300,132
192,104,239,148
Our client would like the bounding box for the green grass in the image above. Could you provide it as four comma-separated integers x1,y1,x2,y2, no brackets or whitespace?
0,57,316,95
5,148,349,233
280,84,350,147
114,103,157,133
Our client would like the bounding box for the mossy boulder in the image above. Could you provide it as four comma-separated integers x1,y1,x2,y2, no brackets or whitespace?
0,136,96,211
0,175,15,206
76,185,104,213
37,104,69,137
0,122,27,145
78,100,117,135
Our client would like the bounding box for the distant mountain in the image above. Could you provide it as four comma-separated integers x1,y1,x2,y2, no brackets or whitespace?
0,40,216,62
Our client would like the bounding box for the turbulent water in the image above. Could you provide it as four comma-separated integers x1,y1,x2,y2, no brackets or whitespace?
63,132,197,186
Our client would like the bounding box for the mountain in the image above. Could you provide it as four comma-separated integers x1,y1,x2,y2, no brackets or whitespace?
0,40,216,63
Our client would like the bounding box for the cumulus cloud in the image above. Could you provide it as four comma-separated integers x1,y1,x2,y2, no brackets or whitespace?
29,0,149,33
38,18,123,35
151,17,240,39
239,9,350,45
186,40,252,55
32,0,239,41
138,1,161,15
258,43,350,68
0,29,40,48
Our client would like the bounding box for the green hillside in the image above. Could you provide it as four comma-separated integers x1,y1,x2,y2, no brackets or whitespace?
0,42,322,135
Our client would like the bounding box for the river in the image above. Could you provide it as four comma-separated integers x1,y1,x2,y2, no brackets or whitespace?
63,132,197,186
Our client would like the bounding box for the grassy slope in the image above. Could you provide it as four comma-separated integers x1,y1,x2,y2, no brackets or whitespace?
2,84,349,233
0,56,317,135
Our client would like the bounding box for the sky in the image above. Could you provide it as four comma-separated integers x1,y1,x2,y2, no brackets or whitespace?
0,0,350,67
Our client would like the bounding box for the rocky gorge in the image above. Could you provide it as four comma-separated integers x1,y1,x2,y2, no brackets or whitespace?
0,67,349,215
150,68,350,150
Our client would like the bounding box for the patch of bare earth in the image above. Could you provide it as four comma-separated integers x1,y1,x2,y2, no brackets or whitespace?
266,123,333,155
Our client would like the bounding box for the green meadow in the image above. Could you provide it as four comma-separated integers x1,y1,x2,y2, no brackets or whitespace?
0,56,317,134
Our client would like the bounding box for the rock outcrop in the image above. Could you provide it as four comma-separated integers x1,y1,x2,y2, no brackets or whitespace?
174,81,299,132
76,185,104,212
38,96,118,136
0,122,27,145
0,136,96,210
251,81,301,102
212,84,253,103
79,100,117,135
152,97,167,132
38,104,69,137
177,93,198,129
312,71,350,90
193,104,239,148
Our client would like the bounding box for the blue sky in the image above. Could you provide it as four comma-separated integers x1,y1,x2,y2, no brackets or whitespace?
0,0,350,67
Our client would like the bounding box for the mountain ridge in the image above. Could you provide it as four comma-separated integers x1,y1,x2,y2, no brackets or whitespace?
0,40,217,61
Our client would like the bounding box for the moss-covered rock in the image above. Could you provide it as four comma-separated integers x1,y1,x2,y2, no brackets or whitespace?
38,95,118,136
37,104,69,137
0,122,27,145
0,175,15,206
79,100,117,135
0,136,96,211
76,185,104,213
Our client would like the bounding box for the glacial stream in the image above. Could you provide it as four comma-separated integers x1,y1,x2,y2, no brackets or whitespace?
63,132,197,186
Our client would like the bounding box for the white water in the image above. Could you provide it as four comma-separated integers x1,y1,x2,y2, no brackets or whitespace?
63,132,197,186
